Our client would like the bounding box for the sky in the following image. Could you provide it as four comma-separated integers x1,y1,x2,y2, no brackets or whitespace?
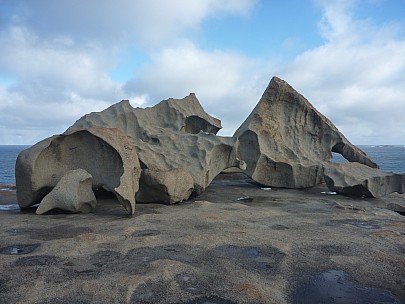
0,0,405,145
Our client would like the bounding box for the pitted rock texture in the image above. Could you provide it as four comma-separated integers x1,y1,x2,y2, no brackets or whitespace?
16,127,140,214
36,169,96,214
67,94,222,137
324,162,405,197
234,76,378,188
67,94,245,198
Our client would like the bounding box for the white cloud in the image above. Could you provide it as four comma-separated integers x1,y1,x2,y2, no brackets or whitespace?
1,0,404,146
124,41,269,135
7,0,256,47
0,0,258,144
278,0,405,144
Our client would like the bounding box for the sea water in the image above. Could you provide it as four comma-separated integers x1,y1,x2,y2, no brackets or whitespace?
0,145,404,184
0,145,29,184
332,145,405,173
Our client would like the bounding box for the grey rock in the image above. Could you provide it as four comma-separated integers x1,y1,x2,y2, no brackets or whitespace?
234,76,377,188
67,94,245,200
136,168,194,204
36,169,96,214
324,162,405,197
16,127,140,214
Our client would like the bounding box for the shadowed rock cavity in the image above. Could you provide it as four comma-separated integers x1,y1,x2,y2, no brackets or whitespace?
234,76,377,188
16,128,140,214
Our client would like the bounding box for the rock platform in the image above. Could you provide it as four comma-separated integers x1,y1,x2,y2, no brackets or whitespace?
1,175,404,304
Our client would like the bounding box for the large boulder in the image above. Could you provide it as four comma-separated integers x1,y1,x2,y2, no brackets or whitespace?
67,94,245,200
36,169,97,214
324,162,405,197
234,76,377,188
16,127,141,214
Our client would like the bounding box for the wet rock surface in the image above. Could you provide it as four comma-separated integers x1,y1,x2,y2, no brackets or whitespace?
0,175,404,303
290,270,402,304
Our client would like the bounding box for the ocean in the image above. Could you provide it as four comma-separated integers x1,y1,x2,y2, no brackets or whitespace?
0,145,404,185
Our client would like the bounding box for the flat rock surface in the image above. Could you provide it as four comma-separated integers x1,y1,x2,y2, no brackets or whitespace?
0,175,404,304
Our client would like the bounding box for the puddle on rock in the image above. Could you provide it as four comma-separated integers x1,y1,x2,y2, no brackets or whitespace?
0,243,40,255
291,270,402,304
0,204,20,211
235,196,254,202
321,191,337,195
340,220,381,229
209,245,285,274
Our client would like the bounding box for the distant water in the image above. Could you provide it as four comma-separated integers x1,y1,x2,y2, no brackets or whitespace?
333,145,405,173
0,145,29,184
0,145,404,185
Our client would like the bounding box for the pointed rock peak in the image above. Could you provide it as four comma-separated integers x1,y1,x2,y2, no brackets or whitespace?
234,76,378,188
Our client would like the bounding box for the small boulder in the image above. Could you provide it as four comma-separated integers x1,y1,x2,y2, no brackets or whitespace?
324,162,405,197
136,168,194,204
36,169,96,214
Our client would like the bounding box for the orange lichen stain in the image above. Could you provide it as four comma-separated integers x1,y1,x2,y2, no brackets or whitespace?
207,216,224,220
371,230,402,237
239,283,264,301
384,222,405,228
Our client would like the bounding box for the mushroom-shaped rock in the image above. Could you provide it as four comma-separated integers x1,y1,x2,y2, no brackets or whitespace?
136,168,194,204
36,169,96,214
234,76,378,188
16,127,140,214
324,162,405,198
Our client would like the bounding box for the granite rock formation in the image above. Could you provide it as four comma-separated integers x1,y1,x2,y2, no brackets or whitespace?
234,76,378,188
67,94,245,199
324,162,405,197
36,169,97,214
17,75,397,216
16,127,140,214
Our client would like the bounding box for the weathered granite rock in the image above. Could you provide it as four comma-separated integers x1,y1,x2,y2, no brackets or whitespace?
67,94,245,199
136,168,194,204
67,93,222,137
16,127,140,214
234,76,378,188
36,169,97,214
324,162,405,197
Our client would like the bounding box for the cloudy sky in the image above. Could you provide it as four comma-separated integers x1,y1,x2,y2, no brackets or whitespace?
1,0,404,145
